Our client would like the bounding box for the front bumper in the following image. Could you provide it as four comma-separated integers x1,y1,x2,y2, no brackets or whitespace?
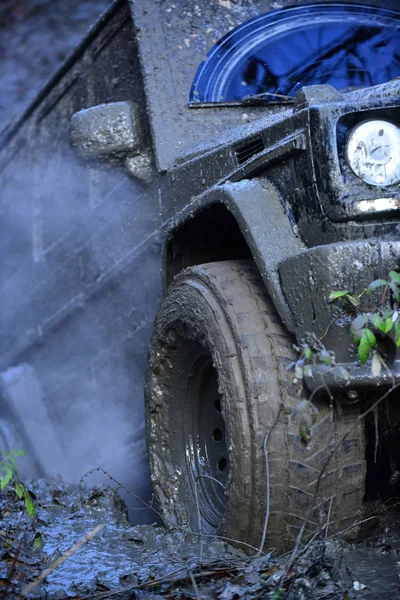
303,361,400,395
279,239,400,395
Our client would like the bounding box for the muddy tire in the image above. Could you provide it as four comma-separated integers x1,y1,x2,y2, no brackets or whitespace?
145,261,366,552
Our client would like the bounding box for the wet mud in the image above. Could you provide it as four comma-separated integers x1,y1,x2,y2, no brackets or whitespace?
1,479,400,599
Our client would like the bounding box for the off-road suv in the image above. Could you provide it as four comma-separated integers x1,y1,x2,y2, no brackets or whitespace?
1,0,400,552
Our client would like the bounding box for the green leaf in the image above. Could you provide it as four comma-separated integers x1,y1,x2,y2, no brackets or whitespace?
271,591,285,600
366,279,388,295
328,290,349,301
351,314,369,341
395,320,400,347
299,424,311,445
364,328,377,346
384,318,393,333
344,294,361,308
319,349,332,366
9,450,25,457
0,462,15,474
15,481,25,499
32,532,43,551
24,491,35,518
358,329,376,364
389,271,400,283
381,308,394,320
304,346,312,360
0,469,12,489
372,313,386,333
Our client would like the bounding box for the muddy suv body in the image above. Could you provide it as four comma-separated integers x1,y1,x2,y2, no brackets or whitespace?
1,0,400,548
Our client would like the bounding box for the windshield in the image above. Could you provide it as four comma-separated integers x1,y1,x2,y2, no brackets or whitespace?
190,2,400,103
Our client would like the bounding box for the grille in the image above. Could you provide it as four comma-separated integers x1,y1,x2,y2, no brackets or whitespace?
234,136,265,165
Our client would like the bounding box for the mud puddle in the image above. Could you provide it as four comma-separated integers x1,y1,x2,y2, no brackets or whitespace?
340,510,400,599
1,479,400,599
0,479,248,599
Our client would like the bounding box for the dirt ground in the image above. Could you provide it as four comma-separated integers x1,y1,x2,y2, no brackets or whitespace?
1,478,399,600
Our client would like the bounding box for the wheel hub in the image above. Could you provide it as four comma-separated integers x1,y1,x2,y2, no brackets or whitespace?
184,354,229,528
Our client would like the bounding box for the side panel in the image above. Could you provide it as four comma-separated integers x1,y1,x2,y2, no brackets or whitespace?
0,1,162,514
129,0,266,170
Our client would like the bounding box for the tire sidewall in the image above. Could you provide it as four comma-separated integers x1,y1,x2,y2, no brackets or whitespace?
146,273,254,538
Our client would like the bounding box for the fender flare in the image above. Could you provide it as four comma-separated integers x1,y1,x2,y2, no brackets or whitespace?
164,178,306,333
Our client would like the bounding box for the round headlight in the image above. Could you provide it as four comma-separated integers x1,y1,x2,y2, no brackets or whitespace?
346,120,400,187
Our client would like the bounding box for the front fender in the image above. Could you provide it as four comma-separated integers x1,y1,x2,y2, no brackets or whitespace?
164,178,306,333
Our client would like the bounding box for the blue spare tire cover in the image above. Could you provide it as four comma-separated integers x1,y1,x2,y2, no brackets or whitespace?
190,2,400,102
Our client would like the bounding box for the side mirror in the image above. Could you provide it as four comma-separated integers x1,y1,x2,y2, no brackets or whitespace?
70,101,153,183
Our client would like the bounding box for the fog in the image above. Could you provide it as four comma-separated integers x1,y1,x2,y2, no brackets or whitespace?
0,141,162,521
0,1,161,522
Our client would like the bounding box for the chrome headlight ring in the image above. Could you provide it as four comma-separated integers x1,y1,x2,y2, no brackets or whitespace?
346,119,400,187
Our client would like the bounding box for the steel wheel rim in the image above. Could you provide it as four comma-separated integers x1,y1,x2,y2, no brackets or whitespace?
184,353,229,528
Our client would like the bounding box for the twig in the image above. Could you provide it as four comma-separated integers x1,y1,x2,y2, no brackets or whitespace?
139,566,239,590
82,566,240,599
81,566,188,600
380,354,395,389
325,497,333,539
381,284,389,306
281,381,400,586
196,474,226,488
258,406,283,554
310,311,347,348
21,524,104,596
202,532,262,554
333,514,377,538
1,538,22,600
189,569,200,599
299,498,400,556
81,467,264,555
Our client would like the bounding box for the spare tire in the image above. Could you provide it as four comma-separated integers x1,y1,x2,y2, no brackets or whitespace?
145,260,366,551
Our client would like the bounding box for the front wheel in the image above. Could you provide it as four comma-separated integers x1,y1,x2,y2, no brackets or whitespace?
145,260,365,551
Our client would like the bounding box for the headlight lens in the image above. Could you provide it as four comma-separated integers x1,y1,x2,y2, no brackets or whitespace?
346,120,400,187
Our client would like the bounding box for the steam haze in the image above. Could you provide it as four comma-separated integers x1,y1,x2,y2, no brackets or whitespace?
0,0,160,522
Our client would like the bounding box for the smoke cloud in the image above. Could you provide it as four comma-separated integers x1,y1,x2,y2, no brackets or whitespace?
0,145,161,523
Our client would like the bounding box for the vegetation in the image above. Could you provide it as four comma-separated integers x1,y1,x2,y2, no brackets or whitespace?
329,270,400,365
0,448,35,518
289,271,400,444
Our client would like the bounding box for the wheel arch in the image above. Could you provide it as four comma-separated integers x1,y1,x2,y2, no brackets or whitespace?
164,178,306,333
165,202,252,286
